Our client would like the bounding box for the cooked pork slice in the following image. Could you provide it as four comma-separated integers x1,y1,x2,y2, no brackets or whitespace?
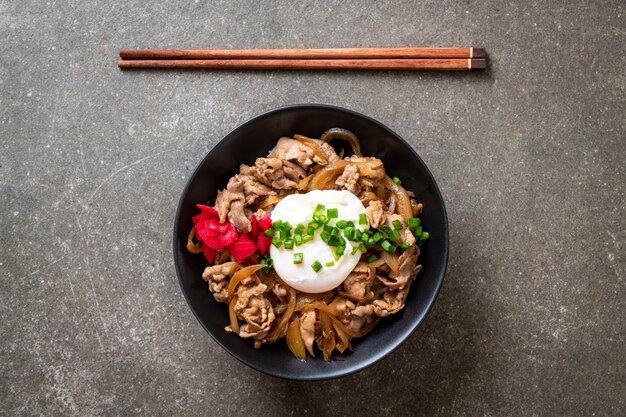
235,283,275,339
377,246,422,290
346,156,386,184
239,174,275,205
335,164,361,194
317,140,340,164
250,157,302,190
385,213,416,246
345,304,376,333
373,286,411,317
214,174,251,232
342,262,375,299
365,200,385,228
282,160,307,182
227,198,250,233
272,281,289,304
202,262,236,302
272,138,316,167
300,310,317,357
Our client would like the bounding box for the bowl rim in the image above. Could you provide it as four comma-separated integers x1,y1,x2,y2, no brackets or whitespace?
173,103,449,380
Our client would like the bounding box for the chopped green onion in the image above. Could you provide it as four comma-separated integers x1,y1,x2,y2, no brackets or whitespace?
328,236,345,247
408,217,421,228
372,232,384,243
313,214,328,224
330,227,340,237
343,227,355,240
325,261,335,267
260,257,274,273
354,230,362,240
351,246,360,255
335,246,345,256
358,244,367,253
359,213,368,225
294,234,303,246
295,224,305,235
327,208,339,219
393,176,402,185
335,220,348,229
380,224,392,234
413,226,422,236
293,252,303,264
420,231,430,240
381,240,392,252
346,221,355,229
320,231,331,242
283,239,294,249
393,220,403,230
302,234,314,244
360,232,369,243
367,254,378,263
272,238,282,248
400,242,411,249
311,260,322,272
307,226,316,236
323,224,333,234
309,221,321,230
273,219,283,229
313,204,325,217
264,229,275,237
283,222,292,231
366,236,375,246
388,230,401,242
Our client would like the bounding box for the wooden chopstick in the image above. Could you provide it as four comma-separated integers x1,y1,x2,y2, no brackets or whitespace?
119,47,486,60
118,58,486,71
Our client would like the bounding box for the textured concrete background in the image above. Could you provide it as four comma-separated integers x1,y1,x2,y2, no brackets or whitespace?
1,1,624,415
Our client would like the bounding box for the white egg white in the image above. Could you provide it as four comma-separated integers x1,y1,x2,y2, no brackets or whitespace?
269,190,369,293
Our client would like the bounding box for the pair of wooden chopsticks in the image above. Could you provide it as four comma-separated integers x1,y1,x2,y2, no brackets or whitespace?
118,48,487,71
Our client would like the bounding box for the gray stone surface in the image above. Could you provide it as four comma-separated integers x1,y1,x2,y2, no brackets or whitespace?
1,0,625,415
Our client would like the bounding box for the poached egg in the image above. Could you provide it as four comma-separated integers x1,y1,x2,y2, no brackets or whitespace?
270,190,368,293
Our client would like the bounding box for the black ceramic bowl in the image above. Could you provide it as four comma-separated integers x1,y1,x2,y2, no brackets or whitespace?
173,104,448,380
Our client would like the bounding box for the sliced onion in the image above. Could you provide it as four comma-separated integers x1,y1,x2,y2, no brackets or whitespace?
318,311,336,362
294,135,329,163
286,319,307,360
368,257,386,268
265,286,297,344
327,313,380,338
298,174,313,190
227,264,265,301
411,200,423,216
294,292,331,311
307,160,350,190
332,320,352,353
186,227,203,254
374,185,388,200
304,301,340,316
387,194,396,214
258,194,286,209
383,175,413,220
319,128,362,157
381,250,400,274
228,296,240,334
